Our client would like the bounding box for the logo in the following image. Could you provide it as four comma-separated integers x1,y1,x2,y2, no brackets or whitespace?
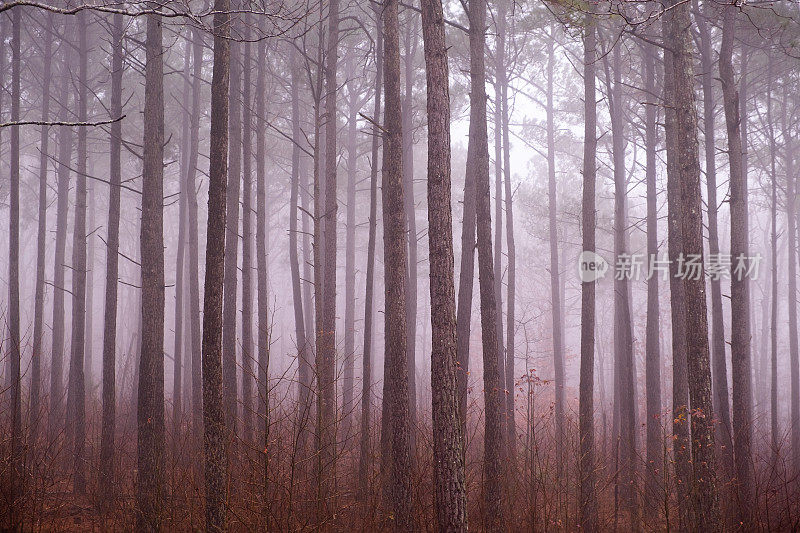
577,251,609,283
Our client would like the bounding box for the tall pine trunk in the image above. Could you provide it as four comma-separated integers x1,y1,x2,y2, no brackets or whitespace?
100,11,124,501
203,0,231,527
578,14,598,531
719,4,754,520
136,12,166,531
382,0,415,525
421,0,468,526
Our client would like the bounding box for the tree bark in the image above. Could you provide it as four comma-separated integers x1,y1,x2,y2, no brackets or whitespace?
697,6,734,477
358,4,382,499
203,0,231,528
469,0,505,526
49,25,74,438
641,39,662,511
578,14,599,531
382,0,416,526
403,14,419,431
223,8,243,435
421,0,468,526
240,15,254,443
100,11,124,502
343,58,358,432
8,6,23,519
545,24,564,474
67,10,89,494
719,3,754,520
668,0,720,524
30,11,54,445
136,11,166,531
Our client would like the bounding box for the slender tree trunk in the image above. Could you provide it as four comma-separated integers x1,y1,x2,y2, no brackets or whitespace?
173,28,191,449
256,27,271,508
85,186,96,390
421,0,468,526
382,0,415,525
697,7,734,476
203,0,231,528
187,25,204,441
662,14,691,528
8,6,23,521
288,46,310,457
343,62,358,432
223,9,243,435
358,5,382,499
241,16,254,443
545,25,565,474
607,41,638,527
136,12,166,531
403,15,419,431
668,0,720,524
100,11,124,501
641,39,662,511
719,4,754,520
67,10,89,494
501,7,516,456
578,13,599,531
31,11,54,445
766,54,779,463
50,26,74,438
469,0,505,525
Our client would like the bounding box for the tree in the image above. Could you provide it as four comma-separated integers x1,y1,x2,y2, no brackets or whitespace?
203,0,231,527
30,11,54,444
470,0,505,525
667,0,720,524
697,4,734,477
100,10,124,502
641,38,662,509
67,10,89,494
136,11,166,530
421,0,468,526
382,0,416,526
719,3,754,520
359,2,383,499
223,5,243,435
8,5,23,521
578,12,598,531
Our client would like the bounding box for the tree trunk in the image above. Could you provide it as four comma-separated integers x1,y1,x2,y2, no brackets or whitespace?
403,14,419,431
421,0,468,526
641,39,662,511
173,28,190,450
67,11,89,494
607,41,638,527
187,25,205,441
223,9,243,435
358,4,382,499
343,60,358,432
382,0,415,525
697,7,734,477
578,14,598,531
203,0,231,528
469,0,505,525
30,10,54,446
668,0,720,524
240,16,254,443
719,4,754,520
545,24,564,474
50,25,74,438
100,11,124,502
136,12,166,531
317,0,341,515
256,27,271,507
766,53,779,464
8,6,23,519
